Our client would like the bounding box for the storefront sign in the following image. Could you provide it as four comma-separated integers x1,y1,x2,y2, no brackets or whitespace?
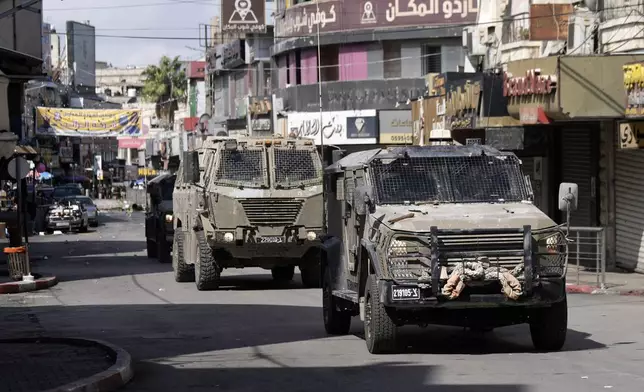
624,62,644,117
287,110,377,145
222,40,245,69
36,107,142,137
118,138,145,149
618,122,644,149
378,110,413,144
221,0,266,33
503,70,557,97
276,0,478,38
445,81,480,129
251,118,271,131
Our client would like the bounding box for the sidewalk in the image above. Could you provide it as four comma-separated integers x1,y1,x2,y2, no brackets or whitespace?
566,264,644,295
0,338,133,392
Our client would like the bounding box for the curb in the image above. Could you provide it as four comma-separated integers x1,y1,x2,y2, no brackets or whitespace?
0,275,58,294
566,284,644,296
0,337,133,392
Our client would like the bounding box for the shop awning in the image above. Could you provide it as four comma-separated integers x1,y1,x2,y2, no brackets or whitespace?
0,46,44,79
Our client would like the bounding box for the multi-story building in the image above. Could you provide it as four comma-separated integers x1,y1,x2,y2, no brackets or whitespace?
96,65,146,98
271,0,479,159
406,0,644,274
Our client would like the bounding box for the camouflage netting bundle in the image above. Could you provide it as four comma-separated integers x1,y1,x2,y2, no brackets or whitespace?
441,261,524,300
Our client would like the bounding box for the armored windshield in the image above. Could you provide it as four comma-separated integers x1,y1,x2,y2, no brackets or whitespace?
273,148,323,189
370,154,530,204
214,148,268,188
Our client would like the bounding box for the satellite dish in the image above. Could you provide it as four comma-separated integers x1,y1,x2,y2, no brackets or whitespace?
7,157,31,180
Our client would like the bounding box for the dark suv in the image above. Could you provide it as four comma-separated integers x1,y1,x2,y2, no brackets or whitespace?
145,174,176,263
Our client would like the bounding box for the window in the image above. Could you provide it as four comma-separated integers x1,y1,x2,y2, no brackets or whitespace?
319,46,339,82
383,41,401,78
422,46,442,74
214,149,268,188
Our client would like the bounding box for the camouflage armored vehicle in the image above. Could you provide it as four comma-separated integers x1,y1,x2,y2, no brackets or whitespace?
172,136,325,290
145,173,176,263
321,145,576,354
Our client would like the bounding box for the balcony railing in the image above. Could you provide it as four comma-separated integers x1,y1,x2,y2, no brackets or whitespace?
501,13,531,44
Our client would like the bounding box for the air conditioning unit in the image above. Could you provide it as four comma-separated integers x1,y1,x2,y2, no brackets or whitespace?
567,11,598,55
462,27,487,56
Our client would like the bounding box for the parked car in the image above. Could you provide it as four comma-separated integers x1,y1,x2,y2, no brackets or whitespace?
59,196,99,227
46,198,89,233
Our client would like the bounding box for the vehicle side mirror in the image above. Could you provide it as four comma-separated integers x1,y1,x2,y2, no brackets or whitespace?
182,151,200,183
558,182,578,212
354,186,376,216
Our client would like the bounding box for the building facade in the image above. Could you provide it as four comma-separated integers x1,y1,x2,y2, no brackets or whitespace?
271,0,479,152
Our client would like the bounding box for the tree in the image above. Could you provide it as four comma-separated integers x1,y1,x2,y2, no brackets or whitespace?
142,56,187,127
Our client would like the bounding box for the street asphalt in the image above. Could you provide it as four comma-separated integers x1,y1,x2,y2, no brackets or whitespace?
2,211,644,392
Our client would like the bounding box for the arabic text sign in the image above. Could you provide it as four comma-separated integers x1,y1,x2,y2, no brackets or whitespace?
221,0,266,33
379,110,413,144
36,107,143,137
287,110,377,145
276,0,478,38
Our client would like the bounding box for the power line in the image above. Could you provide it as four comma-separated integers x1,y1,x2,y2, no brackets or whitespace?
42,3,638,41
46,0,215,11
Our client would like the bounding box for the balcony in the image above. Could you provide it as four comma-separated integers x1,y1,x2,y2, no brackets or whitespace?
500,13,543,63
275,78,427,112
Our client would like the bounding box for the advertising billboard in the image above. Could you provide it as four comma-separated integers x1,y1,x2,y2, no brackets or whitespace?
287,110,378,145
35,107,142,137
221,0,266,33
66,21,96,91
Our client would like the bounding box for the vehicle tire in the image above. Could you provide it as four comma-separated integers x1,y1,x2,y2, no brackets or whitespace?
157,232,172,264
90,220,98,228
529,296,568,352
194,231,220,291
79,222,88,233
173,231,195,283
146,239,157,258
271,266,295,282
300,250,322,288
364,274,398,354
322,267,351,335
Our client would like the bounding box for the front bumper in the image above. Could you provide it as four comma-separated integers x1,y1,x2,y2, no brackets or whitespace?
379,278,566,309
47,217,82,230
381,225,566,309
210,227,322,259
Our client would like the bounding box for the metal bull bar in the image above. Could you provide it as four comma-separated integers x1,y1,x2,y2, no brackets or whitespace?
428,225,534,297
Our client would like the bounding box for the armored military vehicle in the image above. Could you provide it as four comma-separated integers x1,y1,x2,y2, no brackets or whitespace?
172,136,325,290
321,145,576,354
145,173,176,263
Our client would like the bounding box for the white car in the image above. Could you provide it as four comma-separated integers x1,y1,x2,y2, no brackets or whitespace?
46,200,89,233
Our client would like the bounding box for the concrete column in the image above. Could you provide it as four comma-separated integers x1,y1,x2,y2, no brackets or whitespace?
599,120,616,269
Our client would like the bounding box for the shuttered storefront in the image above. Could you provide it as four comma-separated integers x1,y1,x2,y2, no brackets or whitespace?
560,127,596,227
615,149,644,272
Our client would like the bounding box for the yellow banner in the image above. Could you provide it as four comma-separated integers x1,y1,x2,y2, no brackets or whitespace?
36,107,143,137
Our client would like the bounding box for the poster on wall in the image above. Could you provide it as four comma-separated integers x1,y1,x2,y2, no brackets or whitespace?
287,110,378,145
36,107,142,137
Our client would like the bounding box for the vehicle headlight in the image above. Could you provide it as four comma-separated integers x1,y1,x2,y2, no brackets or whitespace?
223,232,234,242
536,232,565,254
165,214,173,223
387,238,430,279
306,231,317,241
536,232,567,277
388,238,429,257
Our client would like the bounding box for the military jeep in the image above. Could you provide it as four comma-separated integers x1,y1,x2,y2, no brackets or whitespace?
321,145,577,354
172,136,325,290
145,173,176,263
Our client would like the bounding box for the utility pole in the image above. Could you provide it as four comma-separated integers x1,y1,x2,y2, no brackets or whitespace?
315,0,326,231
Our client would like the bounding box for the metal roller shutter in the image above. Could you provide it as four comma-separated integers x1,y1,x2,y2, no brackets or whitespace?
560,128,594,226
615,149,644,272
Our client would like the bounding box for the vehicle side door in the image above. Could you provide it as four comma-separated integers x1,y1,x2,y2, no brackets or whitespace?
144,184,158,240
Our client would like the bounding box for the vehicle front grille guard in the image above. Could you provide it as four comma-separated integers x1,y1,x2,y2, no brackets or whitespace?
428,225,536,299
